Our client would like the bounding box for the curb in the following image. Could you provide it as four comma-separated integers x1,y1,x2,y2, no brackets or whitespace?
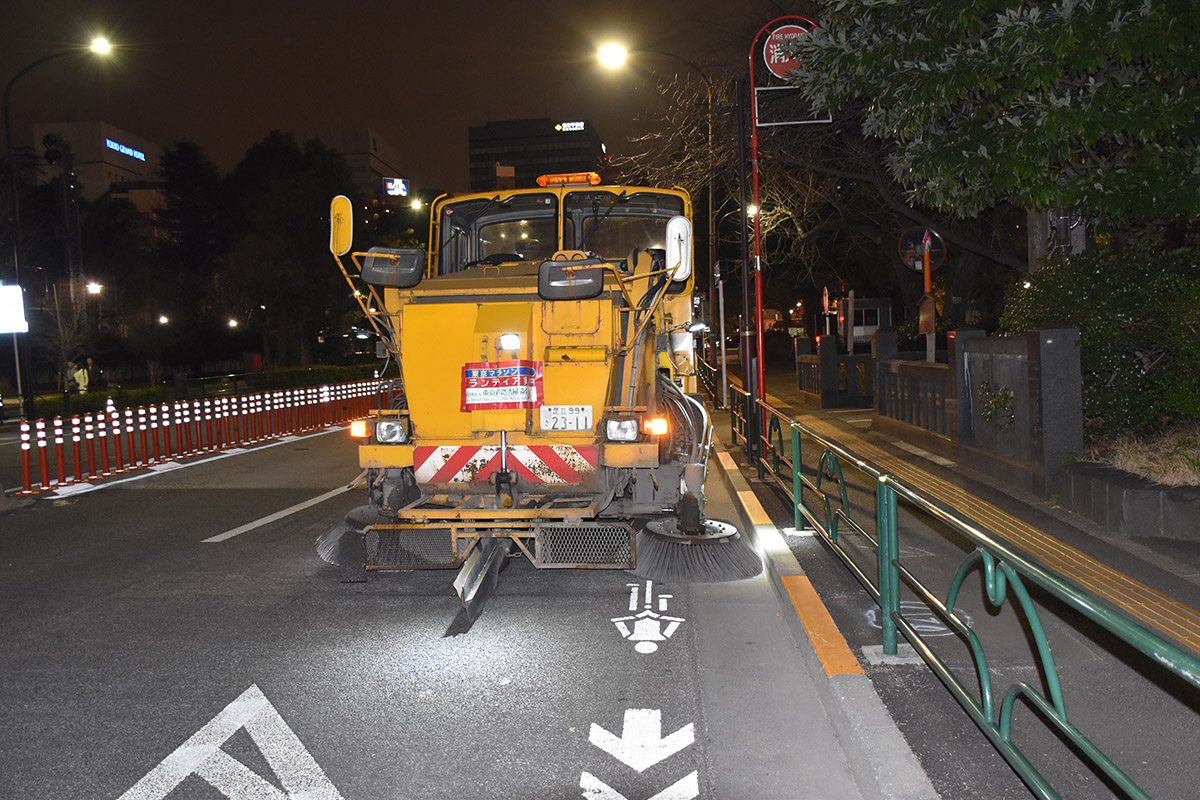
709,434,939,800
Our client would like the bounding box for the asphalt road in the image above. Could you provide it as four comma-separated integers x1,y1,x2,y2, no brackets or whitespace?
1,428,869,800
0,425,23,494
7,407,1198,800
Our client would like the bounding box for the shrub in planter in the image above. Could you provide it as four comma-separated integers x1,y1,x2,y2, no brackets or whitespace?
1001,227,1200,440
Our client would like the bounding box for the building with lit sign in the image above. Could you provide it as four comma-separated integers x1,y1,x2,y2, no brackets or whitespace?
467,118,606,191
29,121,160,202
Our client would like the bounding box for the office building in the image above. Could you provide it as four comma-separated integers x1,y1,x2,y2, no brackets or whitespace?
467,118,606,191
29,121,160,203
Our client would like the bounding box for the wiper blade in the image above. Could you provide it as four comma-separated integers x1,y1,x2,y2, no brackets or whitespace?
444,195,508,254
583,191,627,250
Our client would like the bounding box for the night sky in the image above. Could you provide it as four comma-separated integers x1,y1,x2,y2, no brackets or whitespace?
3,1,779,193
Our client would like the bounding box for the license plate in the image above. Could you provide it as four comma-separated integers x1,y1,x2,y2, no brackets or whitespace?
539,405,593,432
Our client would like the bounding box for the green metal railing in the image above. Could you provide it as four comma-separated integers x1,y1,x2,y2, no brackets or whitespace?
722,382,1200,800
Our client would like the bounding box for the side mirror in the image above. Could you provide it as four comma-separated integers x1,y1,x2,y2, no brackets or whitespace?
665,215,692,282
538,254,606,300
329,195,353,256
362,247,426,288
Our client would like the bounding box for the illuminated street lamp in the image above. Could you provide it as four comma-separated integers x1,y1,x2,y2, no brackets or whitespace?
598,42,717,356
4,36,114,418
158,315,169,325
86,281,102,295
597,42,629,70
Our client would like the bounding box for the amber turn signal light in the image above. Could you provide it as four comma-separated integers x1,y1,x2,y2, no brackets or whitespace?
644,417,669,436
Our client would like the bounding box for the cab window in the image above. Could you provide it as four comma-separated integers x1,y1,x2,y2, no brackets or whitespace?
437,193,557,274
563,191,686,262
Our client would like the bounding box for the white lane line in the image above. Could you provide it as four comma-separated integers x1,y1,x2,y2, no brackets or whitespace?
202,484,355,543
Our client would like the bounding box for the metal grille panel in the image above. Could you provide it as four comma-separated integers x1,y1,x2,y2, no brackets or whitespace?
535,523,634,568
365,528,457,568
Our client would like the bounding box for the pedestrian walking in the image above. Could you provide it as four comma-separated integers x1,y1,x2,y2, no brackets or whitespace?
73,360,90,393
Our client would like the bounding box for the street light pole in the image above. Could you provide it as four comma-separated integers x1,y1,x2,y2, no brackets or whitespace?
3,38,111,418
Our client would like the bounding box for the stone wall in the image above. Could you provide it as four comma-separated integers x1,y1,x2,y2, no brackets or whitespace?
1059,462,1200,540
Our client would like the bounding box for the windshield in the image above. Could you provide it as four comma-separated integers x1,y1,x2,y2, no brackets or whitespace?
438,193,556,274
564,191,686,261
435,189,686,274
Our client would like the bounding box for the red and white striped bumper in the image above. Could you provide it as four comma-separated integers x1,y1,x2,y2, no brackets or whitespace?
413,444,599,487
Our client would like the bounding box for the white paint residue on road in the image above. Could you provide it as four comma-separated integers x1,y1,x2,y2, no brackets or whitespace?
865,599,972,637
202,485,354,543
588,709,694,772
118,684,344,800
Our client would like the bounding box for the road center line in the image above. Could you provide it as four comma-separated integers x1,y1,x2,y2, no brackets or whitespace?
203,483,356,543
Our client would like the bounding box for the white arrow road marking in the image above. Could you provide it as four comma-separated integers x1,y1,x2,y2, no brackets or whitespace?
588,709,695,772
579,771,699,800
118,684,344,800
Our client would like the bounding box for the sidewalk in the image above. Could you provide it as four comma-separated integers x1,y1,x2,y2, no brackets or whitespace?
705,419,938,800
735,363,1200,656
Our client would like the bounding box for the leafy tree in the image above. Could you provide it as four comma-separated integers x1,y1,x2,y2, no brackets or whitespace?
217,132,355,367
615,69,1022,325
156,141,225,275
791,0,1200,226
613,76,887,312
79,195,158,368
1001,226,1200,437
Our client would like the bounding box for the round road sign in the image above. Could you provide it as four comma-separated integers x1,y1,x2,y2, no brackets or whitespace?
763,23,814,80
898,227,947,273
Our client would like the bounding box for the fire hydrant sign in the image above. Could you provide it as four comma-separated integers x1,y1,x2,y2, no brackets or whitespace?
763,24,812,80
461,360,543,411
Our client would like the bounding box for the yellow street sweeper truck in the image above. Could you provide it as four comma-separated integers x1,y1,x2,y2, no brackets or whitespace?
319,172,759,620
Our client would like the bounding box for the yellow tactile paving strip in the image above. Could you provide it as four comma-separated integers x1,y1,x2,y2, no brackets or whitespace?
793,411,1200,655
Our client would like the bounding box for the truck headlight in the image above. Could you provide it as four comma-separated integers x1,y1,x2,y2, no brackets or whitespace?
605,418,639,442
376,419,409,443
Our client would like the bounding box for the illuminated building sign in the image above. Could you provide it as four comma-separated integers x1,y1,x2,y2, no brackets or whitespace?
384,177,410,197
105,138,146,162
555,121,585,132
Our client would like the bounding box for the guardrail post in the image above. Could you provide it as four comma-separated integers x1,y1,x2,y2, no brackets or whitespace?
71,416,83,482
873,330,898,418
125,409,137,466
20,421,33,493
84,414,97,478
730,391,737,445
791,423,803,531
111,407,125,472
53,417,66,485
36,419,50,490
817,334,840,408
876,474,900,656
